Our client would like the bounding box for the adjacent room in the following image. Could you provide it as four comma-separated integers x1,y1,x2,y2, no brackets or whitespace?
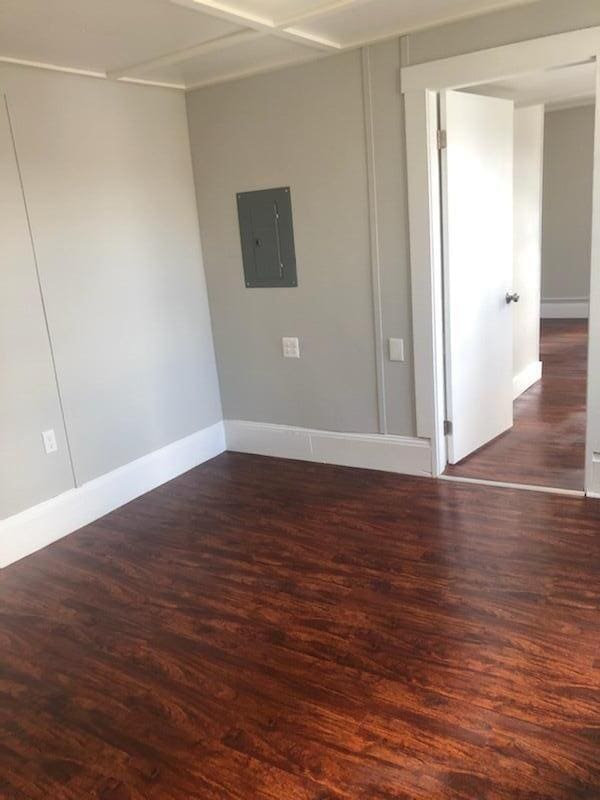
443,62,595,491
2,2,600,799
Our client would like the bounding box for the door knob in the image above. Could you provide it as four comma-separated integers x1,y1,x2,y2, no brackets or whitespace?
506,291,520,304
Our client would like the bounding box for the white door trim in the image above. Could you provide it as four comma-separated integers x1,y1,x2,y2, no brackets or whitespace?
402,27,600,93
405,89,447,476
402,26,600,495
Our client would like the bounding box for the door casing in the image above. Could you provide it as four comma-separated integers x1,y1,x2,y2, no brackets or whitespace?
402,27,600,495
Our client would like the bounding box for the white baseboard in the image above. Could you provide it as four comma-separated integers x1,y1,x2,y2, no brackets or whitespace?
541,298,589,318
224,420,432,477
0,421,226,569
513,360,542,400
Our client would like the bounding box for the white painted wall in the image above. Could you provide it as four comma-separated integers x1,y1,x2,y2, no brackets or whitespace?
0,64,222,520
513,105,544,397
541,103,594,316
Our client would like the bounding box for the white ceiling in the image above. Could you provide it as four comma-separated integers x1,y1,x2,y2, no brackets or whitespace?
468,61,596,109
0,0,536,91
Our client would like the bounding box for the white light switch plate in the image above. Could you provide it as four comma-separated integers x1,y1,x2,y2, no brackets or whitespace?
389,338,405,362
282,337,300,358
42,429,58,454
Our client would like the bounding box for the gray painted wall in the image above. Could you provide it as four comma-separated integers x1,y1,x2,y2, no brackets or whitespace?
367,43,416,435
404,0,600,65
187,51,386,435
187,43,415,436
5,0,598,521
542,104,595,303
513,105,544,381
0,98,74,518
1,65,221,517
187,1,600,438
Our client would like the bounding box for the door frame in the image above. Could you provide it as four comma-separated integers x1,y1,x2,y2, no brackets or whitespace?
402,26,600,495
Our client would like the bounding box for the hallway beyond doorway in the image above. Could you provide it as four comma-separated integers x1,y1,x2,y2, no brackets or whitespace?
445,319,587,490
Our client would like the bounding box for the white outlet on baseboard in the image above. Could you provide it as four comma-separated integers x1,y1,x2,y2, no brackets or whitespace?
282,337,300,358
42,429,58,454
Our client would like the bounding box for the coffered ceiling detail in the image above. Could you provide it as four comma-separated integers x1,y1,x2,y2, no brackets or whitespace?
0,0,534,90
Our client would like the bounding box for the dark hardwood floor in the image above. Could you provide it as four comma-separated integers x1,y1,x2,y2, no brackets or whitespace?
2,452,600,799
445,318,588,490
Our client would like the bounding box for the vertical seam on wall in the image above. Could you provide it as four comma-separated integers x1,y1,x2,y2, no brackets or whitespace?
400,35,411,68
4,94,78,487
361,48,388,435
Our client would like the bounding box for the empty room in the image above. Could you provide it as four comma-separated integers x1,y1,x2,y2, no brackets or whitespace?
2,2,600,799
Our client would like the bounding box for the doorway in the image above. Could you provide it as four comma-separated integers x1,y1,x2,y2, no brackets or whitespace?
445,318,588,490
402,27,600,497
441,66,594,492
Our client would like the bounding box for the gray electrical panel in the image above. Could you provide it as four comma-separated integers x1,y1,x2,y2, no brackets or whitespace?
236,187,297,288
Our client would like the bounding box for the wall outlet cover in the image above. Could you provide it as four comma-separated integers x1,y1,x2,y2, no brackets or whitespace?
389,338,405,362
282,337,300,358
42,429,58,454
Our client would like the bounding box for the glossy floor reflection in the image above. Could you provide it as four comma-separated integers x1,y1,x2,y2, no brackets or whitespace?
2,452,600,799
445,318,587,490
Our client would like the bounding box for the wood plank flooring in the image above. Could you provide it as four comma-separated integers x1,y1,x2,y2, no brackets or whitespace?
445,318,588,490
2,452,600,799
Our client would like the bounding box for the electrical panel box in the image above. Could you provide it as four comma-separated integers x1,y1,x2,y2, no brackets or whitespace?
237,187,297,288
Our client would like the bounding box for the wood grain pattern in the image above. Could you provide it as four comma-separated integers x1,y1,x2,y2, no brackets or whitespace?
445,319,587,489
1,452,600,798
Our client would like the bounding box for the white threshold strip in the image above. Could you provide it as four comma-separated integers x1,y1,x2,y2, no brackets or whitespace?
439,473,585,498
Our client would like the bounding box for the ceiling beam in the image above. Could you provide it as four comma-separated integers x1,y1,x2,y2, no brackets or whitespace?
108,28,263,80
185,50,325,91
0,55,185,89
273,0,369,29
168,0,341,51
171,0,272,29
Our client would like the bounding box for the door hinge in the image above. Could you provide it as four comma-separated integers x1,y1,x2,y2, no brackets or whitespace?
437,129,447,150
444,419,452,436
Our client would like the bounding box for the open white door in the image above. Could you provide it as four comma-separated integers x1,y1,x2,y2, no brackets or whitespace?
441,90,515,464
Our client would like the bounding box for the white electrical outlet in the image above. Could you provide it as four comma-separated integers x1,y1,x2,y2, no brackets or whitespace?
42,429,58,454
389,338,405,362
282,337,300,358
